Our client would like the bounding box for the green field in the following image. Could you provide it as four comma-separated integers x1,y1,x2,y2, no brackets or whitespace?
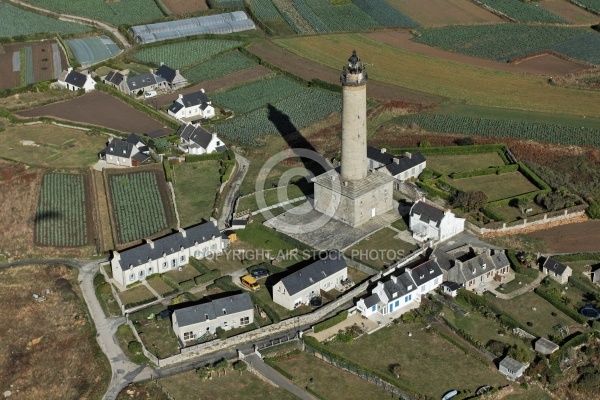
323,323,507,398
182,51,257,84
237,184,307,212
344,227,418,270
21,0,164,26
0,3,90,38
449,172,539,202
118,285,156,308
172,161,221,227
426,153,506,175
108,171,170,243
476,0,568,23
274,33,600,117
146,276,176,296
35,173,89,247
0,124,107,167
132,39,243,69
129,304,180,358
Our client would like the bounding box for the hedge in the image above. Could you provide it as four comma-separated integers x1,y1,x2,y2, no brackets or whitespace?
180,279,196,291
553,253,600,263
207,275,239,292
389,144,506,156
482,205,506,222
122,296,157,309
497,164,519,174
310,78,342,93
194,269,221,285
560,332,589,351
506,250,522,273
161,274,180,291
450,167,498,179
186,151,230,162
251,292,280,323
189,257,210,274
534,287,587,324
163,159,173,182
417,181,452,201
518,162,551,192
313,310,348,333
568,274,598,295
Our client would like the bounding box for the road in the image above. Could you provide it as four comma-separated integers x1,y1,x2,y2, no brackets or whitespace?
218,150,250,230
8,0,131,49
245,354,316,400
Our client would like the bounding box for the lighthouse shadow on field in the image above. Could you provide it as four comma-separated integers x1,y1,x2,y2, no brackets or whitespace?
266,102,326,195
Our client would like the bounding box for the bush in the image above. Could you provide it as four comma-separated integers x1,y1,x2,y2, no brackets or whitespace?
163,159,173,182
128,341,143,354
161,275,180,291
186,151,229,162
313,310,348,333
194,269,221,285
251,293,280,323
586,200,600,219
208,275,238,292
216,327,227,340
233,360,247,371
482,206,506,222
179,279,195,291
455,137,474,146
189,257,210,274
93,273,106,287
213,358,229,369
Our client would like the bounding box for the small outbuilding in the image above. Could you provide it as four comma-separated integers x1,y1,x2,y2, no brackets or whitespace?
499,356,528,380
58,67,96,92
535,337,560,355
541,257,572,284
441,281,460,298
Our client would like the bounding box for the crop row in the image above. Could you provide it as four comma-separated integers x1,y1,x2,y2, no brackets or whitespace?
216,88,341,145
249,0,283,20
35,173,88,247
397,114,600,148
182,51,257,84
293,0,379,33
476,0,569,23
0,3,89,39
413,25,591,62
209,0,245,8
212,76,306,113
21,0,164,26
109,172,168,244
351,0,419,28
132,39,243,69
571,0,600,13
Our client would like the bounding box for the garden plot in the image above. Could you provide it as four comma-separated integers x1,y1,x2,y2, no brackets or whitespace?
475,0,568,23
449,171,539,202
35,172,92,247
182,51,257,84
387,0,502,27
66,36,120,67
426,153,506,175
0,3,89,39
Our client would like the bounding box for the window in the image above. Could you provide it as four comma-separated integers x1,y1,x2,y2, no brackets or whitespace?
223,322,228,327
162,262,167,269
394,300,399,307
129,274,134,281
181,255,186,262
148,267,153,275
240,316,250,325
223,308,227,315
194,250,200,258
404,294,412,303
434,277,439,285
211,244,217,251
183,331,194,341
171,259,176,268
420,286,425,292
371,305,376,311
139,271,144,279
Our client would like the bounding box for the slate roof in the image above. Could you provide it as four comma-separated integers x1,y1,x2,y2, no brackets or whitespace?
176,123,214,149
156,64,176,83
168,102,184,114
280,254,347,296
101,139,135,158
367,146,393,165
500,356,525,372
410,259,443,287
174,292,253,328
65,70,88,88
446,250,509,285
116,222,221,269
363,294,380,308
178,91,209,109
432,248,453,272
442,281,461,291
105,70,124,86
126,72,157,91
385,152,426,176
543,257,568,275
410,201,446,227
382,272,416,302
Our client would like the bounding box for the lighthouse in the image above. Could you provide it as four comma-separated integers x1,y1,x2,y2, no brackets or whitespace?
312,50,394,228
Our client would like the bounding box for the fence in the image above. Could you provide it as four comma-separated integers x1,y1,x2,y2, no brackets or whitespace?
304,342,416,400
345,257,380,276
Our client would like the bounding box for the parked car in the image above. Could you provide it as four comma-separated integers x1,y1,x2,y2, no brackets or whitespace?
241,275,260,291
441,390,458,400
251,268,270,279
144,90,157,98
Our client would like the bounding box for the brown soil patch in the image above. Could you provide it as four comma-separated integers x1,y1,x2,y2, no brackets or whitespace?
17,91,169,134
154,65,272,108
0,264,110,399
249,40,444,105
540,0,600,24
365,31,588,77
386,0,503,27
0,41,66,90
526,219,600,253
162,0,209,14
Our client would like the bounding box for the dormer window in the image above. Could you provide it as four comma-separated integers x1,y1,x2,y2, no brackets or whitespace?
407,285,413,290
223,308,227,315
205,314,209,320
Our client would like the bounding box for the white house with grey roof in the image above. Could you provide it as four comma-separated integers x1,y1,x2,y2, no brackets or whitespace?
356,258,442,320
176,123,225,155
541,257,572,284
367,146,426,189
110,221,228,287
98,133,151,167
172,292,254,345
409,200,464,242
58,68,95,92
273,255,348,310
499,356,528,380
168,89,215,121
155,63,187,91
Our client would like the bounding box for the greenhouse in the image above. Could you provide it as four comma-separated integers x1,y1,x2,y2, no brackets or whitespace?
131,12,255,44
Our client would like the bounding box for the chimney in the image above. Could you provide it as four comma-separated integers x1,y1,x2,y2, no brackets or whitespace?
146,238,154,249
404,152,412,159
160,62,164,66
67,67,73,73
381,148,386,154
201,88,205,93
179,227,186,238
212,132,217,138
176,69,180,75
393,157,400,164
486,248,492,256
178,94,183,100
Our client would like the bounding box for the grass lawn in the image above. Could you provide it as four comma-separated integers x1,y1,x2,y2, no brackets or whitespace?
391,217,408,231
503,386,554,400
118,285,157,307
147,276,176,296
115,323,151,365
347,267,372,284
163,264,200,284
561,259,600,274
94,273,122,317
325,322,507,398
116,380,170,400
485,292,577,338
253,286,312,320
0,124,107,167
130,304,180,359
274,352,391,400
158,369,297,400
345,228,418,270
172,161,222,227
492,202,546,223
237,184,308,213
497,270,539,294
449,172,539,202
426,153,506,175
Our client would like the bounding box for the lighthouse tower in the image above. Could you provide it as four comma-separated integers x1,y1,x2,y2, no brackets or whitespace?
340,50,368,182
312,50,394,228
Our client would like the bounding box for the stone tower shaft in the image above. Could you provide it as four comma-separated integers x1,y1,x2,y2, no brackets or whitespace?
340,50,368,182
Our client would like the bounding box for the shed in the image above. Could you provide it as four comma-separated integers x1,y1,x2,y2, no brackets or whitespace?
499,356,528,380
535,338,559,355
441,281,460,298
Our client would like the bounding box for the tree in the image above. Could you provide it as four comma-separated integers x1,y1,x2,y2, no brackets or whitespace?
508,344,534,364
389,363,402,378
587,200,600,219
511,197,532,215
233,360,247,372
453,190,488,211
418,140,431,148
128,341,142,354
455,137,474,146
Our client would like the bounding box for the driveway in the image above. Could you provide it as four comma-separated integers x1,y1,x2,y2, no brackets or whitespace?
218,150,249,230
244,354,316,400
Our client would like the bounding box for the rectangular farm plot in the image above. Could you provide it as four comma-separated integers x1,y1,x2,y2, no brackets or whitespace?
108,170,173,244
426,153,505,174
449,171,539,202
386,0,502,27
66,36,120,67
0,3,89,39
181,51,257,84
35,173,91,247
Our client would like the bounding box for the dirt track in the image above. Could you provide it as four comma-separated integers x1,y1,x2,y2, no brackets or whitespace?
249,40,444,105
365,31,590,76
17,91,169,134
